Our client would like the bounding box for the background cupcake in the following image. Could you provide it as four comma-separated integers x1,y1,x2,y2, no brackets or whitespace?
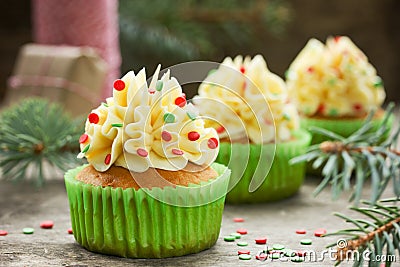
194,55,311,203
286,36,392,146
65,66,230,258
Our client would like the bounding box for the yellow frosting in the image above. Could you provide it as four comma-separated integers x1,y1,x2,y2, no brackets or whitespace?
195,55,299,143
286,36,386,117
78,66,219,172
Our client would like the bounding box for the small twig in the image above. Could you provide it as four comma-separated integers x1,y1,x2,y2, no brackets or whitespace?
320,141,400,157
335,216,400,261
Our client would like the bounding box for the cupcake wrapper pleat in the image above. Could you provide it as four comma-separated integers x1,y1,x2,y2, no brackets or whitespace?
216,129,311,203
65,163,230,258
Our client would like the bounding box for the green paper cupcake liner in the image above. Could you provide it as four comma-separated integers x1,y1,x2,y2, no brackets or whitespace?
216,129,311,203
300,112,394,146
300,112,394,175
64,163,230,258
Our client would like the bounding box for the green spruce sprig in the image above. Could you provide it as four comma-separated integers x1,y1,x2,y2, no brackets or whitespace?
0,98,84,185
290,103,399,204
325,197,400,267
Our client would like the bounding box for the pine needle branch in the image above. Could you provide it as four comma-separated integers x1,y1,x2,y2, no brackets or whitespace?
290,103,399,205
0,98,85,186
326,197,400,266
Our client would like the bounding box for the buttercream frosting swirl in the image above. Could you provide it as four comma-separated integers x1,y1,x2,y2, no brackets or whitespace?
195,55,299,144
78,66,219,172
286,36,386,117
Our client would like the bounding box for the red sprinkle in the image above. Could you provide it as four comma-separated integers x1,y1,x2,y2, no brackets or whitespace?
40,220,54,229
148,89,156,94
137,148,148,157
67,228,73,234
175,96,186,107
207,137,219,149
88,113,99,124
161,131,172,142
172,148,184,155
317,104,325,114
0,230,8,236
79,134,89,144
314,228,327,237
104,154,111,165
334,36,342,42
216,126,225,134
113,79,126,91
236,228,247,235
307,66,314,73
353,103,363,111
255,237,267,244
233,217,244,223
256,254,268,261
296,229,307,235
188,131,200,141
238,250,250,255
240,66,246,74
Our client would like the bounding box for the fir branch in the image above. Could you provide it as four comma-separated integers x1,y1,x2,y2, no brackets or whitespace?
0,98,85,185
290,103,399,204
326,198,400,266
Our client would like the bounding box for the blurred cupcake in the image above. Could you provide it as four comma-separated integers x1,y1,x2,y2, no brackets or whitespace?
65,66,230,258
286,36,392,145
194,55,311,203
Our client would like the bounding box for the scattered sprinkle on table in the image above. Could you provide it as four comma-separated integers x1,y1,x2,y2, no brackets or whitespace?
237,250,250,255
300,239,312,245
255,237,267,244
0,230,8,236
67,228,73,234
239,254,252,260
230,233,241,239
236,228,247,235
295,229,307,234
314,228,327,237
40,220,54,229
23,228,34,234
272,243,285,250
224,236,236,242
237,241,248,247
233,217,244,223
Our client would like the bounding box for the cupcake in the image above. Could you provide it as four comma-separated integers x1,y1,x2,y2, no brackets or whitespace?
286,36,392,146
194,55,311,203
64,65,231,258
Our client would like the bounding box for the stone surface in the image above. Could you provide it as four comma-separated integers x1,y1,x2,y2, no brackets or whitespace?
0,176,396,266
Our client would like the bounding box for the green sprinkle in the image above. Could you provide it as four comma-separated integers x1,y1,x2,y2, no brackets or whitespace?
82,144,90,153
291,256,304,262
327,78,336,86
102,102,109,107
230,233,241,239
23,228,34,234
300,239,312,245
237,241,248,247
272,244,285,250
373,77,383,88
156,80,163,91
283,113,291,121
111,123,123,127
186,112,196,121
239,254,252,260
284,69,290,79
328,108,339,117
163,113,175,123
224,236,235,242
